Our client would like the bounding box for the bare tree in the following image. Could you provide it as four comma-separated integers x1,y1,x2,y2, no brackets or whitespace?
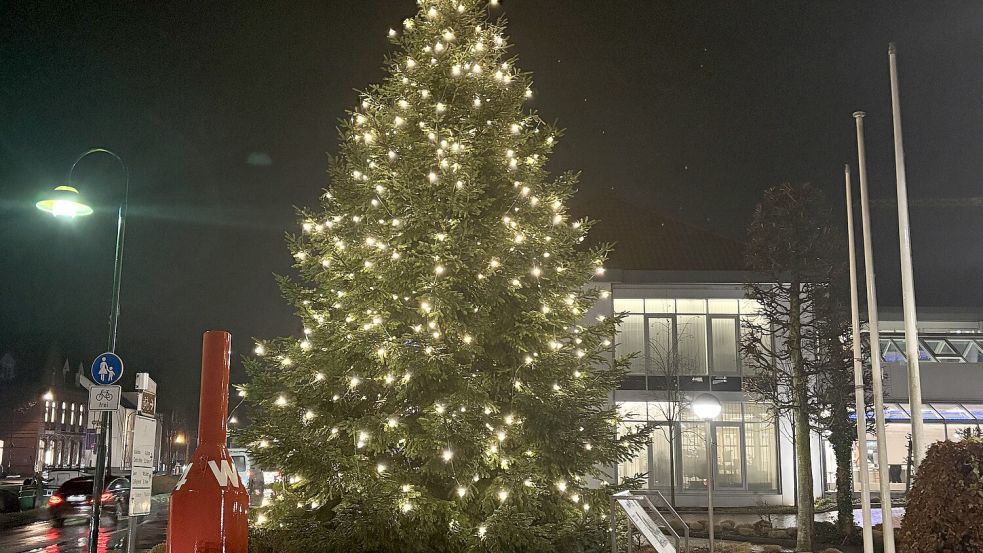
741,183,857,552
647,319,701,507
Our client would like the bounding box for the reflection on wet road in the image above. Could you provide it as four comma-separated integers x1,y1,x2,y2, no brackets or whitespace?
0,496,167,553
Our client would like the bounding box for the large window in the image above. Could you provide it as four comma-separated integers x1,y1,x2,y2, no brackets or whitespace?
879,335,983,363
614,297,762,376
744,403,779,490
617,400,780,493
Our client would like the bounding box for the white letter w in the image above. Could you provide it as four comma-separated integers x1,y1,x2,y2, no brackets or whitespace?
207,459,241,488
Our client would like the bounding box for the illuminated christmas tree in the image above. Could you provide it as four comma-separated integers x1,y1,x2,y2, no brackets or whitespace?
242,1,646,550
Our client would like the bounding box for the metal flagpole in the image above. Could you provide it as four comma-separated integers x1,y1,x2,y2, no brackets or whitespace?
845,164,875,553
853,112,896,553
888,42,925,468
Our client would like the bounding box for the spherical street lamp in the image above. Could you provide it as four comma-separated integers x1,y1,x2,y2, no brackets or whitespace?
692,393,722,420
692,393,721,553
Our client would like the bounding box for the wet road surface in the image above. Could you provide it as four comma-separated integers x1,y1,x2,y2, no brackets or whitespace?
0,496,167,553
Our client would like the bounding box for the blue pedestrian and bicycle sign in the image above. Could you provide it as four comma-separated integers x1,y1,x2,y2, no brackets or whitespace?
91,352,124,385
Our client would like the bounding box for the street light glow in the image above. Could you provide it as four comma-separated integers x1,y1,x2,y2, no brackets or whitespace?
36,185,94,218
42,390,54,401
174,434,186,444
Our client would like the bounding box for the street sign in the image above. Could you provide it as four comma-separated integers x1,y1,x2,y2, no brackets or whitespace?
129,414,157,516
91,352,124,385
88,385,122,411
130,466,153,489
131,415,157,467
129,487,152,517
138,391,156,416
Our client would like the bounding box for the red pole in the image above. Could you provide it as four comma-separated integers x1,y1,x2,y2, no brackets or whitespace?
167,331,248,552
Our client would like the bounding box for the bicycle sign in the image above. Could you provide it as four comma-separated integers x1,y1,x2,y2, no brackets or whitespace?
88,385,122,411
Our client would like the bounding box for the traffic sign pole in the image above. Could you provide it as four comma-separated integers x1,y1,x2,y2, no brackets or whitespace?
89,352,124,552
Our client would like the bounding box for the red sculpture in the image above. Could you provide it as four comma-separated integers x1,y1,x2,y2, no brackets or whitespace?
168,330,248,552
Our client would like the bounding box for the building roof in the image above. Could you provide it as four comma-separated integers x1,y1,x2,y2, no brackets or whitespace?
573,197,746,272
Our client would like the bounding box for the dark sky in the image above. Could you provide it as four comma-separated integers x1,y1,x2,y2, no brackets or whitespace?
2,1,982,415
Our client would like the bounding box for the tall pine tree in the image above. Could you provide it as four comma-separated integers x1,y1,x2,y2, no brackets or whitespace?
242,1,646,551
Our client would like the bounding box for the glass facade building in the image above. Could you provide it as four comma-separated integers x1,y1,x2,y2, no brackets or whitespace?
820,318,983,494
600,283,797,507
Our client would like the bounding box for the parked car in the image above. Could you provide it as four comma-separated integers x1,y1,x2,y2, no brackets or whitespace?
48,475,129,527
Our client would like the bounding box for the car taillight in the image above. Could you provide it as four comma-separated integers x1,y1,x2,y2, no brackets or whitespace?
100,492,113,503
48,495,64,506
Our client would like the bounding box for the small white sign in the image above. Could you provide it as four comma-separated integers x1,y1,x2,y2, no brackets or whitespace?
129,487,151,516
88,385,121,411
131,415,157,468
130,466,153,490
615,491,676,553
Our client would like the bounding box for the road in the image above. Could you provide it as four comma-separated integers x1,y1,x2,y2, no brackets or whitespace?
0,496,168,553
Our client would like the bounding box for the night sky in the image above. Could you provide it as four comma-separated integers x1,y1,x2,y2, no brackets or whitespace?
2,1,982,416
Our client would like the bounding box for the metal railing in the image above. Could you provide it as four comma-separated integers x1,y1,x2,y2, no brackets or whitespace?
610,489,689,553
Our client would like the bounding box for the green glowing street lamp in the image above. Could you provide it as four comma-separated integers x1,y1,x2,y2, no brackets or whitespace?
37,148,128,553
35,185,94,218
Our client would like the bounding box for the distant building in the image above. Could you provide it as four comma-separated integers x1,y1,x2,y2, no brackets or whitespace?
582,200,982,506
0,355,90,476
820,308,983,496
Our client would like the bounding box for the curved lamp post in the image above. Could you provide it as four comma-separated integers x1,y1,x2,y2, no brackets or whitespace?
37,148,129,552
693,393,721,553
